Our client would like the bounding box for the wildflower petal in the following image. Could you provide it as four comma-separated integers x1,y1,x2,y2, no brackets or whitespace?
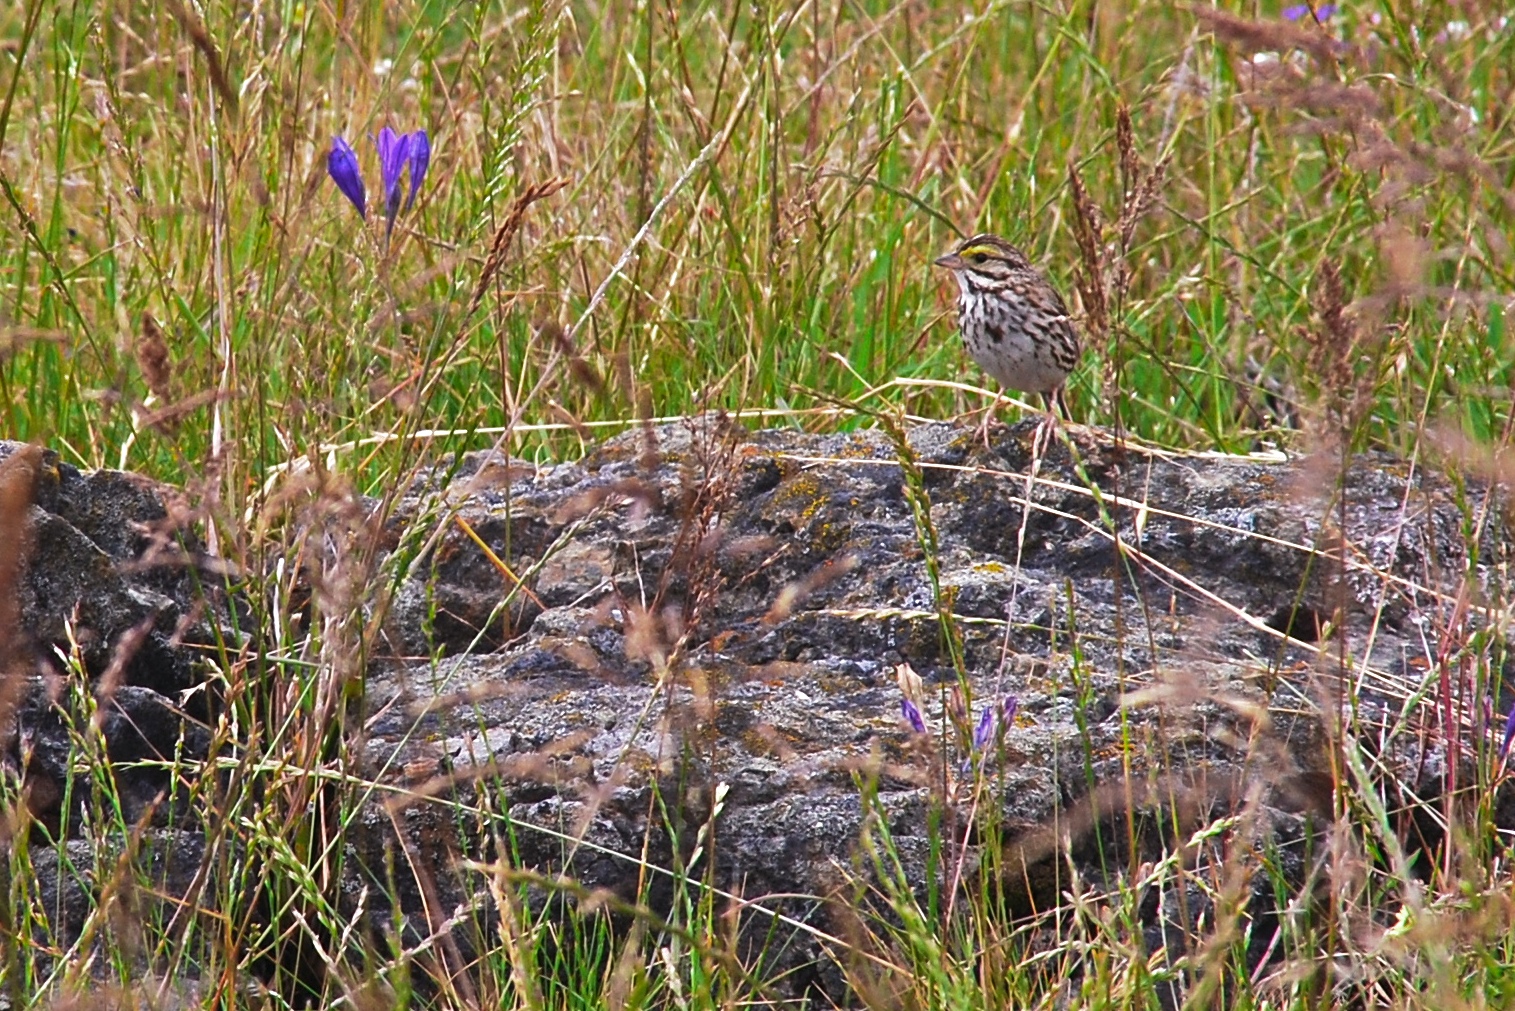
972,705,995,751
901,697,927,735
327,137,366,218
1002,695,1019,727
1282,3,1332,20
1500,703,1515,761
405,130,430,211
375,126,411,227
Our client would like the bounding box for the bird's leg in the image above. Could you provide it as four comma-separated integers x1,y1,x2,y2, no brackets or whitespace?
975,389,1005,448
1030,387,1064,460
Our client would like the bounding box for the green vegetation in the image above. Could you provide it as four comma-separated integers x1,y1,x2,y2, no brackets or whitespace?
3,0,1515,1007
7,0,1511,485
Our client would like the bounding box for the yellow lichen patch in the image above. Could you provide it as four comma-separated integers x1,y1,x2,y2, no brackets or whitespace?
808,517,854,554
1093,740,1134,761
835,434,890,461
767,471,829,527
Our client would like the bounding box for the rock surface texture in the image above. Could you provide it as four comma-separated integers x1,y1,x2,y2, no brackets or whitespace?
367,418,1507,995
4,420,1507,1000
1,442,222,829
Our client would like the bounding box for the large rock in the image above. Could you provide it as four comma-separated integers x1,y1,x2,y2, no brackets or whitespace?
360,417,1506,995
1,441,225,831
6,422,1504,1000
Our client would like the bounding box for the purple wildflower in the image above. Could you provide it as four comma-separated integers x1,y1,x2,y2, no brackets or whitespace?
375,126,412,233
901,697,927,734
960,697,1018,777
327,137,366,218
1500,703,1515,762
406,130,430,211
972,705,995,752
1283,3,1334,20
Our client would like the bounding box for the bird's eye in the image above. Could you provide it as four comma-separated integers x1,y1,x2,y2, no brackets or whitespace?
970,252,987,264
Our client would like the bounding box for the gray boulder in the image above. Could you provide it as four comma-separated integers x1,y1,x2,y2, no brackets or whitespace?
361,417,1505,996
6,420,1504,1001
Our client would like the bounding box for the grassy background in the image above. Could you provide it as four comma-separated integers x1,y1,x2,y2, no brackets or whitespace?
5,0,1511,494
4,0,1515,1007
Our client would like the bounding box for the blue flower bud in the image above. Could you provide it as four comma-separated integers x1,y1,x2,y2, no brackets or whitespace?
327,137,366,218
972,704,995,752
375,126,411,234
901,697,927,734
406,130,430,211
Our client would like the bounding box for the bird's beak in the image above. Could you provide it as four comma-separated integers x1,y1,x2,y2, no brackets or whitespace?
933,253,961,269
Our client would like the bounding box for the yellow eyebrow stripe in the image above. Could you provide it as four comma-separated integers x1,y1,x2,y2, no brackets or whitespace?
958,245,997,258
